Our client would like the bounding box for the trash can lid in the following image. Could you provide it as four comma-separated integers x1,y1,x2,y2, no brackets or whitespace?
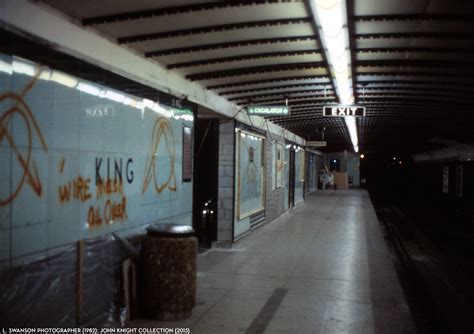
147,223,194,237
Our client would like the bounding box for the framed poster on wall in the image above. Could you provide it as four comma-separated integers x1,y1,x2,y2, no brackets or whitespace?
182,126,193,182
442,166,449,194
275,143,284,188
299,149,305,181
236,130,265,220
456,165,463,198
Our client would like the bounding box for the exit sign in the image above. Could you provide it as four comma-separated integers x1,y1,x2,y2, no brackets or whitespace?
323,105,365,117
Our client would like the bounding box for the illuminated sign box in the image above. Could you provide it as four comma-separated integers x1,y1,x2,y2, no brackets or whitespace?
306,141,327,147
247,105,290,116
174,108,193,116
323,105,365,117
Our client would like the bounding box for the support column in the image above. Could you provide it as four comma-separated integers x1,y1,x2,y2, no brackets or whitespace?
216,121,235,245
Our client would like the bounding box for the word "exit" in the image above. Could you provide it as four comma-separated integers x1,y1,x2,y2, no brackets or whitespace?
323,105,366,117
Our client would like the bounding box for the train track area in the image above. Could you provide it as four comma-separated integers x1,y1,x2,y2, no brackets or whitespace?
369,192,474,334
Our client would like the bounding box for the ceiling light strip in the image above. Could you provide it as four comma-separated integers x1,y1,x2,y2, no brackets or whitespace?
309,0,358,152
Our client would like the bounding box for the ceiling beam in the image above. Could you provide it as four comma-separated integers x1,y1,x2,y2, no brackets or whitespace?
187,62,326,81
146,35,316,57
82,1,280,26
356,47,474,54
354,13,474,22
365,100,467,107
238,96,336,105
118,17,311,44
356,79,474,87
277,102,330,109
357,71,474,79
207,75,329,90
271,117,325,123
167,49,322,69
228,89,335,101
357,59,474,68
358,86,474,95
240,98,335,107
364,110,474,119
362,92,474,99
355,32,474,40
219,83,334,96
363,96,474,105
272,108,324,115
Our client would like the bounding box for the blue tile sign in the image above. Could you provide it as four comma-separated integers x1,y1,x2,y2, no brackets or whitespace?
323,105,365,117
247,105,289,116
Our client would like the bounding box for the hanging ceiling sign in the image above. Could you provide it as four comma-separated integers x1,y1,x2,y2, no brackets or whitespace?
247,105,290,116
174,108,193,116
306,141,327,147
323,105,365,117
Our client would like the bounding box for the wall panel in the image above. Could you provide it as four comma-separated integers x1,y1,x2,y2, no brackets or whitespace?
0,54,193,264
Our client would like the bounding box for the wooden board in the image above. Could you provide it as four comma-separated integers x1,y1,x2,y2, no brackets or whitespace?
333,172,349,190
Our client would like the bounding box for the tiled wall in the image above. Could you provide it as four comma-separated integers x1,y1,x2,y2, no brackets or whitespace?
217,125,298,242
0,54,193,266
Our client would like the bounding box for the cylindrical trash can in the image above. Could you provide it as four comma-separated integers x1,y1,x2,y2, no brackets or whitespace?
141,223,197,321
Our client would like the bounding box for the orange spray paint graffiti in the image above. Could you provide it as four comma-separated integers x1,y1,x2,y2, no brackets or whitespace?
57,158,92,203
58,157,128,228
87,197,127,227
0,69,48,206
142,117,177,194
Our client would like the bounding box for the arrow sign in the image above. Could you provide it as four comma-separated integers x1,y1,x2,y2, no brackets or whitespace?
247,105,289,116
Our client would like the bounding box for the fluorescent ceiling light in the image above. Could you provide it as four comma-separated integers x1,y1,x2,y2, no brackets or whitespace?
325,34,346,58
331,51,349,72
315,0,344,37
310,0,358,152
345,116,358,148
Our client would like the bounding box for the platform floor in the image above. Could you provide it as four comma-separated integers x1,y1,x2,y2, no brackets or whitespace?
134,190,416,333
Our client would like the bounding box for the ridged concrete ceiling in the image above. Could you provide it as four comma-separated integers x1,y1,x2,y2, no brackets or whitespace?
40,0,474,153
